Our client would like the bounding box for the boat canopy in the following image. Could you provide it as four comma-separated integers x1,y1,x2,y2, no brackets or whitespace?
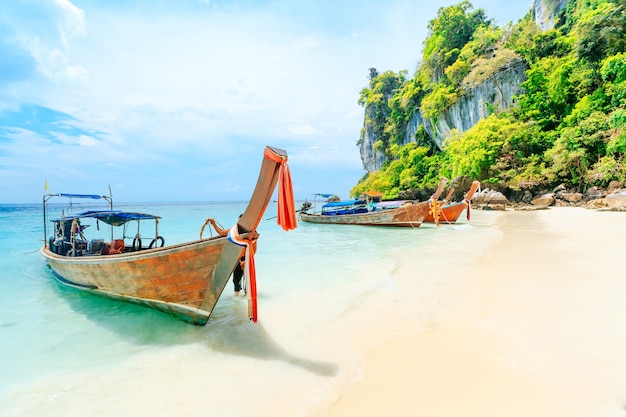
57,193,109,200
43,192,113,206
322,200,365,208
51,210,161,226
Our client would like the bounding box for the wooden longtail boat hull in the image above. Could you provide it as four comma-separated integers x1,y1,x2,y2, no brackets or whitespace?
300,200,430,227
424,180,480,224
300,177,448,227
41,146,291,325
424,201,468,224
41,237,243,324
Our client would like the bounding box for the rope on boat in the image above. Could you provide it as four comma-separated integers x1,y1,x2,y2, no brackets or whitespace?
404,204,420,229
67,218,87,256
228,225,258,323
428,198,441,226
438,208,452,225
200,217,225,239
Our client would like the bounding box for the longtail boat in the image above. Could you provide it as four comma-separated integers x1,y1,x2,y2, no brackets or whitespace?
299,178,447,227
425,180,480,224
40,146,297,325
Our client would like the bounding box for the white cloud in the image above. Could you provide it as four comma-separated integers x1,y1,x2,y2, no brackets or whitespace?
0,0,535,203
54,0,85,35
287,124,319,136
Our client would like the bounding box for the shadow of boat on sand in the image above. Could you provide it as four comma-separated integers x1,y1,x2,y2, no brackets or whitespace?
205,304,339,377
51,280,338,377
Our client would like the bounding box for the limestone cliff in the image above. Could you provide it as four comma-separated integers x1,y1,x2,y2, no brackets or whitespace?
359,104,386,172
408,57,527,151
359,0,570,173
534,0,569,31
359,55,528,173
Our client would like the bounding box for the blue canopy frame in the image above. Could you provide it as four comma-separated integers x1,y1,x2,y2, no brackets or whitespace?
51,210,161,227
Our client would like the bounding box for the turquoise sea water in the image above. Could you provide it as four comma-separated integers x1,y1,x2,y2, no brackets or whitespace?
0,201,502,417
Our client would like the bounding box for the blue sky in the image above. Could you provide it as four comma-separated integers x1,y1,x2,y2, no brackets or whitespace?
0,0,533,203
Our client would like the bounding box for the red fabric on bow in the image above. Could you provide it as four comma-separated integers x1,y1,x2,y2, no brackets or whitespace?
264,147,297,231
228,226,258,322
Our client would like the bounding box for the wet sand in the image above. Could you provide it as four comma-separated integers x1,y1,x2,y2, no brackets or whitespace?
330,207,626,417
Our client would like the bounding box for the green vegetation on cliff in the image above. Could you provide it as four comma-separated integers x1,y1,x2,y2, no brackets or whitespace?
353,0,625,200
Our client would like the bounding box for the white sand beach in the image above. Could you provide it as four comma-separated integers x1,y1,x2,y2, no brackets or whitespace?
330,207,626,417
3,206,626,417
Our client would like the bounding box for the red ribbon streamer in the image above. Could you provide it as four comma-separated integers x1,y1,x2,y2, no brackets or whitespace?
244,244,257,322
228,226,258,322
264,148,297,231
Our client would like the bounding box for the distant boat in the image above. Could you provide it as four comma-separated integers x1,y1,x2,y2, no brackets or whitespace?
299,178,447,227
40,146,297,325
424,180,480,224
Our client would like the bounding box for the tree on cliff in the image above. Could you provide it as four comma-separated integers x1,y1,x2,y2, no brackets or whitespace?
353,0,626,200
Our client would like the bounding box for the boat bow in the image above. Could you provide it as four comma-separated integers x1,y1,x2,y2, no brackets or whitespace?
41,146,296,325
204,146,297,323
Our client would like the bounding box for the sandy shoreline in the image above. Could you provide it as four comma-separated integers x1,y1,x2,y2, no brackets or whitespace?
330,207,626,417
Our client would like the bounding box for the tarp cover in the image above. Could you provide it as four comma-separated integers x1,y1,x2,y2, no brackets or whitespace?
322,200,365,208
375,200,410,208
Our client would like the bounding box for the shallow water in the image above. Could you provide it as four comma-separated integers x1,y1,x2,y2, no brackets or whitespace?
0,201,502,417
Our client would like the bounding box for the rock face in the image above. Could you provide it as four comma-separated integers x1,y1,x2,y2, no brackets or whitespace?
472,189,510,211
359,104,386,172
605,190,626,209
534,0,569,31
531,193,556,207
359,58,528,172
408,58,527,152
587,198,608,209
358,0,572,173
558,192,583,203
